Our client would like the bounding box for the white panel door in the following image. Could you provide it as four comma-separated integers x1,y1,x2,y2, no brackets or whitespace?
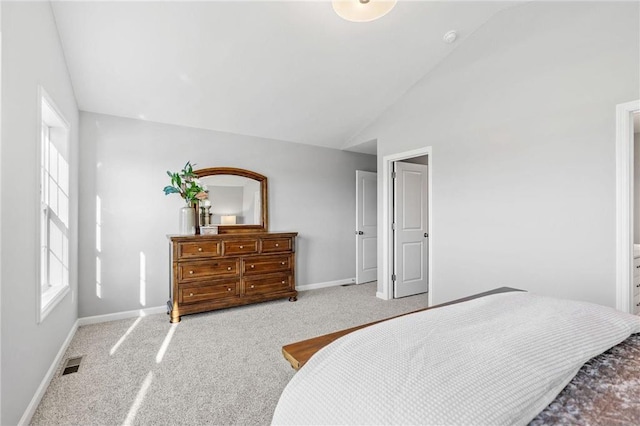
394,162,428,298
356,171,377,284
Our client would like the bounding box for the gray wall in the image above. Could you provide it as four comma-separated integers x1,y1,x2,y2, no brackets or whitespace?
79,112,376,317
1,2,79,424
351,2,639,306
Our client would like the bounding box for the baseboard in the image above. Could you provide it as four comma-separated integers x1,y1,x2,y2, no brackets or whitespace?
18,319,79,426
296,278,355,292
77,305,167,326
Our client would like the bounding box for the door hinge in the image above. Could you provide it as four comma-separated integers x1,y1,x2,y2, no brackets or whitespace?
392,171,396,179
392,222,396,230
392,274,396,282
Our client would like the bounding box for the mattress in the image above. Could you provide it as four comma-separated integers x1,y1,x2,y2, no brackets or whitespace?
272,292,640,425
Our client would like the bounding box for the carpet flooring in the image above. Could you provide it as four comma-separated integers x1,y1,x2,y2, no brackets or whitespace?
30,282,428,425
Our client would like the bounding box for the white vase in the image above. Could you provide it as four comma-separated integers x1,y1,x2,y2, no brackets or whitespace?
179,205,196,235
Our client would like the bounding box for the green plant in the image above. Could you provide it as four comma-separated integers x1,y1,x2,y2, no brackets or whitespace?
163,161,208,205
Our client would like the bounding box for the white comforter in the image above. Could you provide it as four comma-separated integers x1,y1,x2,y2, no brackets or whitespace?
272,292,640,425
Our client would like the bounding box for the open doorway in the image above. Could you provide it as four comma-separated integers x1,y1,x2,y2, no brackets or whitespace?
632,111,640,314
379,147,432,306
615,100,640,314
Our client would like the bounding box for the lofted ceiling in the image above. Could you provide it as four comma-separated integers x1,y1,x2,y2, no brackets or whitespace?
51,1,516,154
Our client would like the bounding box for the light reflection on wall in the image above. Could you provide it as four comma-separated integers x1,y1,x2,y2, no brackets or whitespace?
139,252,146,306
96,257,101,299
96,195,102,298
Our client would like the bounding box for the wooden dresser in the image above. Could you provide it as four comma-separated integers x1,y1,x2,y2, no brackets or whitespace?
168,232,298,322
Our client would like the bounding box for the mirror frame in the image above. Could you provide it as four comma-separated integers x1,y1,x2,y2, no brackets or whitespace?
194,167,268,234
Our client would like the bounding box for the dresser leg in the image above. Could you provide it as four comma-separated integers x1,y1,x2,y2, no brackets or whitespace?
289,296,297,302
170,312,181,323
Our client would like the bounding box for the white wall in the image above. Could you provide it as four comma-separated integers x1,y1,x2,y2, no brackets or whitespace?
351,2,640,306
79,112,376,317
1,2,79,425
0,3,3,423
635,132,640,244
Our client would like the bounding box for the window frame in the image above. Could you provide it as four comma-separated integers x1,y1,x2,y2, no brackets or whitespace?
37,86,71,323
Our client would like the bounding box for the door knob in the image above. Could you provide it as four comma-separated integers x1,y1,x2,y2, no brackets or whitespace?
356,231,364,235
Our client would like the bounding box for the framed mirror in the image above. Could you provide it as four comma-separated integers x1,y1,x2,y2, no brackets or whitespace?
194,167,268,234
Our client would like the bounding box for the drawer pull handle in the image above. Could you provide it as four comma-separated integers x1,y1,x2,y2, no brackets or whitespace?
251,265,255,269
636,265,640,269
637,302,640,306
198,247,203,252
239,245,244,249
281,262,286,265
251,285,255,289
189,292,194,296
189,270,194,275
282,280,286,284
637,283,640,288
227,288,232,292
275,243,279,247
227,267,232,271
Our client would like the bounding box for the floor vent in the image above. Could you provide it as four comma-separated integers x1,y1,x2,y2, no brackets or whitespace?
61,356,83,376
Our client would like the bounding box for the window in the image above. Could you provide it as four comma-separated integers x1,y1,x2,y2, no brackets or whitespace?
39,88,71,321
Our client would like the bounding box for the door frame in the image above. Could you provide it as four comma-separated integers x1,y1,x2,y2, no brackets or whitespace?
615,99,640,313
378,146,432,306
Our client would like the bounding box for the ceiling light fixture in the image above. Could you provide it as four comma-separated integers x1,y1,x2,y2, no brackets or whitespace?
332,0,397,23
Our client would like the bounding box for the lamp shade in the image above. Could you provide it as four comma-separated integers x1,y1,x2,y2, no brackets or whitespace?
221,215,237,225
332,0,397,23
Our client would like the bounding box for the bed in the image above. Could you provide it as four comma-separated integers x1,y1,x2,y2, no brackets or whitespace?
273,288,640,425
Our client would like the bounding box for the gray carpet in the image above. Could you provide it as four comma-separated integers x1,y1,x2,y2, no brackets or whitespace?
31,282,429,425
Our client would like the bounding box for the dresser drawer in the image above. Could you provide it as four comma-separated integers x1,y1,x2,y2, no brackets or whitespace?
176,241,221,260
223,239,259,256
242,254,292,275
634,257,640,277
178,259,239,282
179,280,239,304
261,237,293,253
243,273,291,296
